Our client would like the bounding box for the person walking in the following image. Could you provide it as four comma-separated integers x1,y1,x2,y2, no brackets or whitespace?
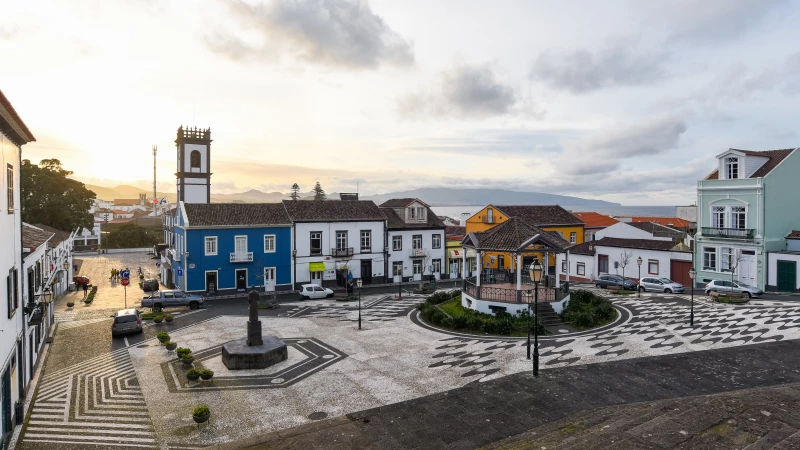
82,283,89,299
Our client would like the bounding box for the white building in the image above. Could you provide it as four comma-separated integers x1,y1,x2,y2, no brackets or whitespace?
283,199,387,288
0,89,36,443
379,199,446,282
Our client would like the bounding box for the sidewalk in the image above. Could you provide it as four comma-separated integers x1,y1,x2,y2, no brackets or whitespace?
215,339,800,450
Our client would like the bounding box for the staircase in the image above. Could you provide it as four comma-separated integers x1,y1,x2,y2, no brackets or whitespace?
533,302,562,327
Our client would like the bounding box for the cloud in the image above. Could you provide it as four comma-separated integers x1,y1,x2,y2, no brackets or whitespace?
398,62,525,119
209,0,414,69
0,23,18,40
530,42,669,93
558,115,688,175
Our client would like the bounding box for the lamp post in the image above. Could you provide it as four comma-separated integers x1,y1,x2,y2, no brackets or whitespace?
526,288,532,360
636,257,643,298
357,278,363,330
689,267,696,326
528,260,543,377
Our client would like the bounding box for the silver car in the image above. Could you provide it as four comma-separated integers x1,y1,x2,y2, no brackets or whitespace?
638,277,685,294
704,280,763,298
112,309,142,335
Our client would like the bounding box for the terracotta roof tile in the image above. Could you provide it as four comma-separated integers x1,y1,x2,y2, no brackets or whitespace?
787,230,800,240
22,223,53,253
185,203,291,227
571,212,618,229
32,223,72,246
704,148,796,180
446,225,466,237
493,205,584,226
566,241,595,256
626,216,691,229
464,217,570,252
0,89,36,145
282,200,385,222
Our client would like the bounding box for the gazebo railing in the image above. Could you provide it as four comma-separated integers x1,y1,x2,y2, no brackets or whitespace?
464,280,563,304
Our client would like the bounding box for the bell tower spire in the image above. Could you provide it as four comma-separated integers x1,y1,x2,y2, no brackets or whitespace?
175,125,212,204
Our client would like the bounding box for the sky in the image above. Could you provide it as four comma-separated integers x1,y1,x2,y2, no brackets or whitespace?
2,0,800,205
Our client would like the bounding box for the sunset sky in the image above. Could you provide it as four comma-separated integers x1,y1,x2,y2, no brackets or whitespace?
3,0,800,205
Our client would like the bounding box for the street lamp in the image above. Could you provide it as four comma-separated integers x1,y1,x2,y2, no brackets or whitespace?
689,267,697,326
528,260,543,377
356,278,363,330
636,257,643,298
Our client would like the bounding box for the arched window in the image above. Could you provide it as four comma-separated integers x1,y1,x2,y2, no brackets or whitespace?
190,150,201,169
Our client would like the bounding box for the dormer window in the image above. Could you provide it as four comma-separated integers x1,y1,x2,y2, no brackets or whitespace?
725,157,739,179
408,206,425,222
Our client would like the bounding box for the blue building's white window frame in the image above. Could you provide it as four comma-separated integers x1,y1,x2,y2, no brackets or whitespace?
205,236,218,256
264,234,276,253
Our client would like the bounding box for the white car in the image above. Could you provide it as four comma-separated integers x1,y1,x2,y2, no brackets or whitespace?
299,284,334,300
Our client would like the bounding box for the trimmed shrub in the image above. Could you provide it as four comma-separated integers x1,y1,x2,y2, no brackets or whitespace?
560,290,616,330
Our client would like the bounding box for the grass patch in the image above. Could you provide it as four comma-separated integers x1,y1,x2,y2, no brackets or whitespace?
257,302,273,309
616,290,636,295
561,290,617,330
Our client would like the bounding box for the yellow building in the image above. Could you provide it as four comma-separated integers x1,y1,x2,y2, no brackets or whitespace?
464,205,585,274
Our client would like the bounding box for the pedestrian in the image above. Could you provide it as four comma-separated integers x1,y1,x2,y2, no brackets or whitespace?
110,268,114,280
82,283,88,298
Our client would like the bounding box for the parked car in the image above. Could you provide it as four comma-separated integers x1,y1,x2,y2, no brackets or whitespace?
141,290,203,311
638,277,685,293
299,284,334,300
73,276,90,287
704,280,763,298
141,279,159,292
595,274,638,290
111,309,142,336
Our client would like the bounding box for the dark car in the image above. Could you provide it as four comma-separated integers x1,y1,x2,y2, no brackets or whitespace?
73,276,90,288
111,309,142,336
141,279,159,292
595,274,637,290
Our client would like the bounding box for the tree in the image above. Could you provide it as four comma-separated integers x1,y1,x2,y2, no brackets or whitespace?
290,183,300,201
104,223,159,249
313,181,326,201
21,159,96,231
726,250,744,294
617,250,632,281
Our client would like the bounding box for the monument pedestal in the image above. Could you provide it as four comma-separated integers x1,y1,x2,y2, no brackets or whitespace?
222,336,288,370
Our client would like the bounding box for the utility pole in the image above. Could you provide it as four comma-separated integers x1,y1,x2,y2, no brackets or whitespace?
152,145,157,216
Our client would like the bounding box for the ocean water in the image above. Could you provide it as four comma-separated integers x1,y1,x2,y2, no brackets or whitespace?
432,205,678,219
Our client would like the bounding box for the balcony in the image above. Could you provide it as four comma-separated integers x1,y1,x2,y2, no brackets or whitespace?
230,252,254,263
702,227,755,240
169,248,181,261
331,247,353,257
482,216,495,224
409,248,427,257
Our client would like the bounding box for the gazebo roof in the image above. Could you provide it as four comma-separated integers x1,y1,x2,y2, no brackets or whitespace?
461,217,570,253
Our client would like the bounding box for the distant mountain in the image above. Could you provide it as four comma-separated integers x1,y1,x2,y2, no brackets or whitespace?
360,188,620,207
82,184,619,208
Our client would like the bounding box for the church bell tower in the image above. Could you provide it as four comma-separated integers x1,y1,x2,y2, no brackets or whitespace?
175,126,212,204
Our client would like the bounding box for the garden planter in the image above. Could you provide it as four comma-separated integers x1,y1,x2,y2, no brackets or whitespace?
200,373,214,381
165,342,177,351
186,372,200,382
154,318,163,324
192,414,209,424
182,356,195,366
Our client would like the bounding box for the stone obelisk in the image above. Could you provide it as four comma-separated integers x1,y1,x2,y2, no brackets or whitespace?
222,290,287,370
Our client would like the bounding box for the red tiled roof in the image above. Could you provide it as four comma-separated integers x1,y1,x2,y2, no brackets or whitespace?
626,217,691,229
571,212,618,229
0,89,36,145
787,230,800,240
594,237,689,252
705,148,796,180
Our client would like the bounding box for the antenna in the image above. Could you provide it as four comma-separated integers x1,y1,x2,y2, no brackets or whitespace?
152,145,157,216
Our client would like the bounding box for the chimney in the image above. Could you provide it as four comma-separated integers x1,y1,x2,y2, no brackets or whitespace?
339,193,359,201
460,213,471,226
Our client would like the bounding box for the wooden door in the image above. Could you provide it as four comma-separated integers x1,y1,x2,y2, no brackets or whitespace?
777,260,797,292
670,260,692,286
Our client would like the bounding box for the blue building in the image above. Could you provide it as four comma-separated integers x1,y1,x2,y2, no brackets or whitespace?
169,203,293,294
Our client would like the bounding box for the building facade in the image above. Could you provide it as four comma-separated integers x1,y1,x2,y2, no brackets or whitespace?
169,203,293,294
379,199,446,282
695,148,800,289
284,200,387,288
0,89,35,444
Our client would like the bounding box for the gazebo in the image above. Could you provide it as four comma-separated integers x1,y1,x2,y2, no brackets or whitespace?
460,217,570,315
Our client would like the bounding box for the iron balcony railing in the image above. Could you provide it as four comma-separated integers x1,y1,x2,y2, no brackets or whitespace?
463,280,562,304
702,227,755,239
409,248,427,257
481,216,495,224
229,252,254,263
331,247,354,257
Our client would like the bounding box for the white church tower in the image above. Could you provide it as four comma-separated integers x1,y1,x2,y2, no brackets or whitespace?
175,125,211,204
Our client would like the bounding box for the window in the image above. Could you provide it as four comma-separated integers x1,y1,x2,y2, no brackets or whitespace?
487,208,494,223
264,235,275,253
725,157,738,179
432,234,441,249
336,231,348,249
577,263,586,276
432,259,441,273
360,231,371,252
712,206,726,228
561,260,566,273
720,247,733,272
413,260,422,274
570,232,577,244
190,150,201,169
409,206,426,221
412,235,422,249
731,207,746,229
648,260,658,275
393,261,403,276
703,247,717,271
310,232,322,255
234,236,247,254
205,237,217,256
7,164,13,213
392,235,402,251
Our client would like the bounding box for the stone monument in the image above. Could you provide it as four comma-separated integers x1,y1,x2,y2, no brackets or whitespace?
222,290,288,370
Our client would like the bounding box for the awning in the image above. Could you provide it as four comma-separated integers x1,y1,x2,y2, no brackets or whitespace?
309,262,326,272
466,249,476,259
450,249,476,259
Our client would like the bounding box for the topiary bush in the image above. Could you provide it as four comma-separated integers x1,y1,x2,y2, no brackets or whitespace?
560,290,616,330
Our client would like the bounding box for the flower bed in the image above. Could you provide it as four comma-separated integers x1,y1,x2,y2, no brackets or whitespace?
560,290,617,330
418,293,545,336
